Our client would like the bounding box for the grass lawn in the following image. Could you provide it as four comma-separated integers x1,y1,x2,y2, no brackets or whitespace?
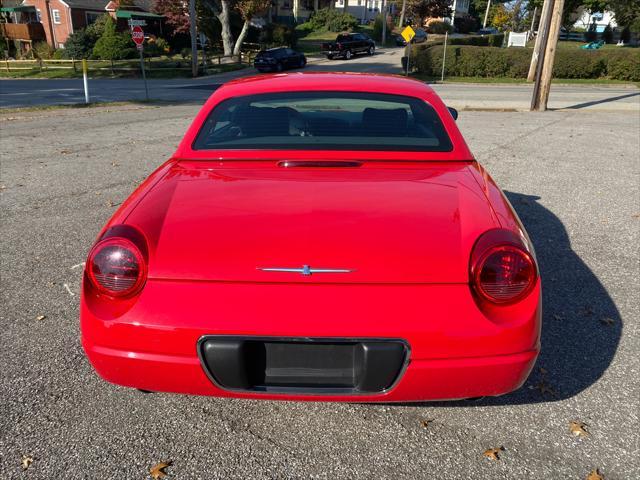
296,24,395,54
0,62,246,79
412,74,639,87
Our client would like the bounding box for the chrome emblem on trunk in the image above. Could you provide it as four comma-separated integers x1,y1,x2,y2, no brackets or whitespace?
258,265,353,276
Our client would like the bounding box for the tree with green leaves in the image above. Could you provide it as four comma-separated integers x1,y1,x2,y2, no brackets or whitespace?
408,0,450,27
62,14,111,59
608,0,640,32
92,16,135,74
233,0,271,55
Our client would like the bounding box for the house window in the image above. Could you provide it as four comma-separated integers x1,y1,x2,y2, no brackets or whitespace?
36,8,42,22
86,12,102,25
52,9,61,24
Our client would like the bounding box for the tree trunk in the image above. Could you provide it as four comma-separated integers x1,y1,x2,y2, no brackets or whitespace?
110,58,114,76
218,0,234,56
398,0,406,28
293,0,299,21
314,0,319,13
233,20,251,57
344,0,349,14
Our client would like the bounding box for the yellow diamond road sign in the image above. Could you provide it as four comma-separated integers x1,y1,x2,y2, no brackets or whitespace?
401,26,416,43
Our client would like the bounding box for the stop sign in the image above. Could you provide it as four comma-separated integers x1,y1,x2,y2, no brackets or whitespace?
131,25,144,46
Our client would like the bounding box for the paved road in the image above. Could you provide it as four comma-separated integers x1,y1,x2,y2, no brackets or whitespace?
1,48,639,111
1,104,638,479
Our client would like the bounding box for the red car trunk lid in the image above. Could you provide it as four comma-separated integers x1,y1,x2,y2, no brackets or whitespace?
125,161,497,284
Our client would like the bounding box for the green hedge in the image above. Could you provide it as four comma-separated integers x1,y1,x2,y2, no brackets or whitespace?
448,34,505,47
413,45,640,81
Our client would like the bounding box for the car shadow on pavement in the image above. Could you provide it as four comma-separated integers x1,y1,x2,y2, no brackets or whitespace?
396,191,622,407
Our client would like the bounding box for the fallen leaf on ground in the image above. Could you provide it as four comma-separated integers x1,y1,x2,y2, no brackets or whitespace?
36,315,46,321
60,149,72,155
420,419,434,428
569,421,589,437
529,378,556,397
600,317,615,326
149,461,172,479
21,455,33,470
539,367,548,375
579,306,595,316
586,468,604,480
482,446,504,461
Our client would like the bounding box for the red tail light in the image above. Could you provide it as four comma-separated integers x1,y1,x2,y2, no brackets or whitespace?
471,230,537,305
87,237,147,297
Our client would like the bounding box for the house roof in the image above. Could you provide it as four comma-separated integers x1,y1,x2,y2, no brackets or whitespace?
31,0,154,12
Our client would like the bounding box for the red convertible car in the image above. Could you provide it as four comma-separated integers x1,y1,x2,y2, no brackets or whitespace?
81,73,541,402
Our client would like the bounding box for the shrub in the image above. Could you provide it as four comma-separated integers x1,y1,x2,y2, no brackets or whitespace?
602,24,614,44
32,41,55,59
305,8,358,33
260,23,297,47
372,14,384,42
454,14,477,34
448,33,505,47
489,33,504,47
413,45,640,81
426,20,453,35
52,49,65,59
180,47,191,59
607,50,640,81
62,29,96,59
552,50,606,78
93,16,135,71
146,37,171,56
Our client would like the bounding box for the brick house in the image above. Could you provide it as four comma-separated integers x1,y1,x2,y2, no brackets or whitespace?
1,0,161,50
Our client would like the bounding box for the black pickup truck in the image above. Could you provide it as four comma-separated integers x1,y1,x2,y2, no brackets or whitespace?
321,33,375,60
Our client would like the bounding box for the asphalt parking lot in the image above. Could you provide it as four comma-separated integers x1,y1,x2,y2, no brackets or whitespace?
1,103,638,479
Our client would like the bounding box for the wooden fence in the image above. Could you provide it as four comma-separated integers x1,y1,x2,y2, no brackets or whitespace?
2,51,259,74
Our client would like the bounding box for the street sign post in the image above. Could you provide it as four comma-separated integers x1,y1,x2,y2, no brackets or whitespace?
400,26,415,43
131,25,144,46
401,26,415,76
131,25,149,101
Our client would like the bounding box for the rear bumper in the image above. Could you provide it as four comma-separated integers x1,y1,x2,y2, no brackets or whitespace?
83,339,537,401
81,279,541,402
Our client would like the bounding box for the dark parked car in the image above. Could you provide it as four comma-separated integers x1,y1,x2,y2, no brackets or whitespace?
254,47,306,73
478,27,499,35
321,33,375,60
394,28,427,46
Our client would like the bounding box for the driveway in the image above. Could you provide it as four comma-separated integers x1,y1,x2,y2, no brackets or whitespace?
1,104,638,479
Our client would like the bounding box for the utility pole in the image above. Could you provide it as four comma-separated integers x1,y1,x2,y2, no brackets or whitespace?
527,0,553,82
189,0,198,77
399,0,406,28
531,0,564,111
483,0,491,29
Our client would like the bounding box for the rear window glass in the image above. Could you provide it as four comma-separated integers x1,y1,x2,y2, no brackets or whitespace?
193,92,452,152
